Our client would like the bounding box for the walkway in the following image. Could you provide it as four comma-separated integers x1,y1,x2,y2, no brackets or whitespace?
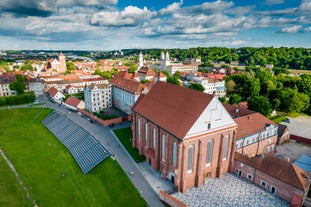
172,173,289,207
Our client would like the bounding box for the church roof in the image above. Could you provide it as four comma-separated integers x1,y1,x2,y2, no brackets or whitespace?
132,81,214,140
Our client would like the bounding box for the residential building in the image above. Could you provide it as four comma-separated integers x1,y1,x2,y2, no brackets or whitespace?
65,85,78,94
133,66,157,82
84,83,112,112
277,124,290,144
224,104,278,157
28,78,44,96
47,87,65,103
234,153,310,206
132,81,237,193
64,96,85,111
111,76,148,115
0,78,16,97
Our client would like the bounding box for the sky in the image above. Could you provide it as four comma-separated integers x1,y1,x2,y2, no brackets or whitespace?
0,0,310,50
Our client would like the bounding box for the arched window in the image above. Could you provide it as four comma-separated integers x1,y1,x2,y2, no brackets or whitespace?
145,123,148,144
153,128,156,149
162,135,166,161
137,118,141,142
206,140,213,166
172,142,177,166
223,135,229,160
187,145,194,173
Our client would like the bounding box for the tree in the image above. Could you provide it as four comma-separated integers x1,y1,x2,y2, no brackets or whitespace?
225,80,236,95
167,76,180,86
289,92,310,113
20,63,33,71
247,96,272,116
229,94,242,105
66,62,76,71
188,83,205,92
9,75,26,94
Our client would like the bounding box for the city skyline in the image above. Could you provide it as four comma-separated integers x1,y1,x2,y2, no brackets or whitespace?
0,0,310,50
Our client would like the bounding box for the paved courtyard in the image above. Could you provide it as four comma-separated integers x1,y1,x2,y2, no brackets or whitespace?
280,115,311,139
171,174,289,207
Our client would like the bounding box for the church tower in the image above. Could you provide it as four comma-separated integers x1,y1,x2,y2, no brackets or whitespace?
165,51,170,66
58,52,67,73
138,50,144,69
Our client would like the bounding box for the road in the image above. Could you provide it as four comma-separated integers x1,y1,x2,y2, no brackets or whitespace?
39,95,164,207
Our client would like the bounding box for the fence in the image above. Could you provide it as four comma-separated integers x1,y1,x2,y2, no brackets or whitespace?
290,134,311,145
159,190,187,207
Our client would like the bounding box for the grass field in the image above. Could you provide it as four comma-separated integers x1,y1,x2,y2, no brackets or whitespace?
0,108,146,207
113,127,146,163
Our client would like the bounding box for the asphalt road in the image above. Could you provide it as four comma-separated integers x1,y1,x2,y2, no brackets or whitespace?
39,95,163,207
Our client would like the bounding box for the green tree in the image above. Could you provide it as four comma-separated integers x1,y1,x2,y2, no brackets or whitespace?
229,94,242,105
9,75,26,94
167,76,180,86
289,92,310,113
20,63,33,71
66,62,76,71
188,83,205,92
247,96,272,116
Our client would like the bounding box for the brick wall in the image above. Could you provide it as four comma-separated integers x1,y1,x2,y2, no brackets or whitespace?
233,160,305,204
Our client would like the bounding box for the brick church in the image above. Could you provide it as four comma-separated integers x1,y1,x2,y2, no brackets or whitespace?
132,81,237,192
131,81,310,205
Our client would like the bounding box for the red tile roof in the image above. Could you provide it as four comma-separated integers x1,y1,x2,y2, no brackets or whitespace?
235,153,310,191
47,87,59,97
111,77,145,94
132,81,214,140
234,112,276,139
223,104,276,139
65,96,81,107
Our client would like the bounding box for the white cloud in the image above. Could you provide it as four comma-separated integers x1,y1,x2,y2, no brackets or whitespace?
90,6,156,26
299,0,311,13
159,1,183,15
304,26,311,32
281,25,302,33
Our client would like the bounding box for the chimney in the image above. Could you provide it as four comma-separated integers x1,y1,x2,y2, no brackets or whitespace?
287,157,290,162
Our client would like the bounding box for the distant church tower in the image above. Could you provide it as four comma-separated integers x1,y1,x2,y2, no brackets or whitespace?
159,51,170,71
138,50,144,69
58,52,67,73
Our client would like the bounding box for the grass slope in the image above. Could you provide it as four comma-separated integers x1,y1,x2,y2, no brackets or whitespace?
113,127,145,163
0,108,146,207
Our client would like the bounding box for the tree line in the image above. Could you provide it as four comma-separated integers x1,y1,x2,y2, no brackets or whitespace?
225,67,311,116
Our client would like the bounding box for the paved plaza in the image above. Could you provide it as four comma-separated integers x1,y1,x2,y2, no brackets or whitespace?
172,174,289,207
280,115,311,139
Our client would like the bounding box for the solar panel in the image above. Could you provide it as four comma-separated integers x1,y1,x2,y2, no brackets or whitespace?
42,111,111,174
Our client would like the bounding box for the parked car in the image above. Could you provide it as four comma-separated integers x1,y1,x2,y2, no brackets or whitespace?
284,118,291,123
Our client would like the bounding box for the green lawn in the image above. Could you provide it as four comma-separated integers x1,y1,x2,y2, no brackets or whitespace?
0,108,146,207
113,128,146,163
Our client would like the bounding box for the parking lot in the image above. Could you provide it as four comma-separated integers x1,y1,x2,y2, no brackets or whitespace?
280,115,311,139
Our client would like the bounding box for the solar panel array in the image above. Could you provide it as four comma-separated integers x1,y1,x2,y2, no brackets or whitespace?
42,111,110,174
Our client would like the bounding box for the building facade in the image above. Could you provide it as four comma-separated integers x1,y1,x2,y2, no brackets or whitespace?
132,81,237,193
233,153,310,206
84,83,112,112
111,77,147,115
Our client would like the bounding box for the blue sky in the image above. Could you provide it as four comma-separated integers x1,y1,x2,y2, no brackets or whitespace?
0,0,310,50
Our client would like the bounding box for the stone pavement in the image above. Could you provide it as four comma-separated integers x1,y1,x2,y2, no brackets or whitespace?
137,162,174,194
171,174,289,207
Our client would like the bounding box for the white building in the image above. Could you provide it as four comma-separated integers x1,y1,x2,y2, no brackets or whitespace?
28,79,44,96
200,78,226,98
0,79,16,97
84,83,112,112
111,76,147,114
158,51,198,76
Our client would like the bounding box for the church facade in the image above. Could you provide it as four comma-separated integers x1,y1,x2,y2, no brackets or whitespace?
132,81,237,192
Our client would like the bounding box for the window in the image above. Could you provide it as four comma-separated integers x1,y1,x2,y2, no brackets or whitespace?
260,181,267,188
188,145,194,173
238,169,242,177
145,123,148,144
270,186,276,194
172,142,177,166
153,128,156,149
207,123,211,130
223,135,229,160
247,174,253,180
161,135,166,161
206,140,213,166
137,119,141,141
